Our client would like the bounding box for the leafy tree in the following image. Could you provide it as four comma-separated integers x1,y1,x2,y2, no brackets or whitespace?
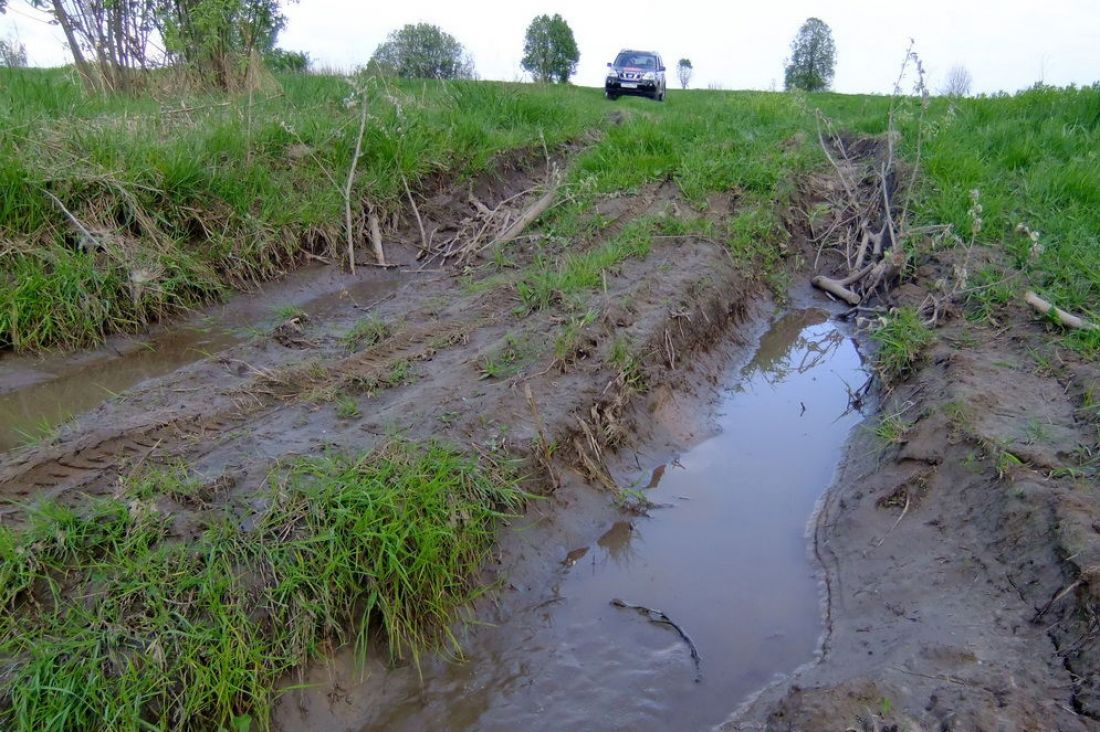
520,13,578,83
783,17,835,92
161,0,290,88
265,47,308,73
940,65,972,97
368,23,474,80
0,37,27,67
676,58,692,89
27,0,160,91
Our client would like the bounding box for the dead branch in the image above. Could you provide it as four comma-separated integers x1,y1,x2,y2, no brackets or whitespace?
812,275,862,305
344,90,370,274
490,174,560,248
367,211,386,266
402,173,428,255
1025,291,1097,331
42,189,101,251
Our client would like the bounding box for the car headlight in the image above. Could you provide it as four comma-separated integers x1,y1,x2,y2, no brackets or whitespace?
642,71,656,81
606,70,618,80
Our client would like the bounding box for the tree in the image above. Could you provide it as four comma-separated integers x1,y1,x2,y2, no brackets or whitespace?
368,23,473,80
29,0,160,91
160,0,290,88
265,47,308,73
520,13,578,83
1,37,27,66
940,65,972,97
783,17,835,92
676,58,692,89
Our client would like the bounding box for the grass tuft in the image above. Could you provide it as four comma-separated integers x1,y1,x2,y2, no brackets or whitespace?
0,441,523,730
869,308,936,383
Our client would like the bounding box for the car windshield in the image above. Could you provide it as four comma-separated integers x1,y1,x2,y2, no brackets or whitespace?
614,52,656,69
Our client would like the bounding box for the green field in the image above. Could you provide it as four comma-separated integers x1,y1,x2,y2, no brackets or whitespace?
2,68,1097,352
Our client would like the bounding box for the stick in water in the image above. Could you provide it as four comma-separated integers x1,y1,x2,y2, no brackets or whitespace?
611,598,702,682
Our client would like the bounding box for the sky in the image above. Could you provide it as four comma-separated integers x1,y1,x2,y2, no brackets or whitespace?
3,1,1100,95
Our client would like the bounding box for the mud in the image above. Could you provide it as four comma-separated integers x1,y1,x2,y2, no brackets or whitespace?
274,307,865,731
0,266,401,453
3,141,1098,732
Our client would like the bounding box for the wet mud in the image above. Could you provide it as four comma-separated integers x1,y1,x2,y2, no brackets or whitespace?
275,309,865,732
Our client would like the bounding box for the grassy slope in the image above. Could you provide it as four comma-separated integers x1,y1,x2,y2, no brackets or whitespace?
0,69,605,350
1,72,1099,729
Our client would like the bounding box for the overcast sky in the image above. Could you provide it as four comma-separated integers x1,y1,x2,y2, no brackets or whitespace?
3,0,1099,94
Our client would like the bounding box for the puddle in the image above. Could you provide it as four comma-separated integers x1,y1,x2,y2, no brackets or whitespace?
321,308,865,732
0,268,400,453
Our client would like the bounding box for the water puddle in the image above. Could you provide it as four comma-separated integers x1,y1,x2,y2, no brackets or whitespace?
0,268,400,453
348,308,865,731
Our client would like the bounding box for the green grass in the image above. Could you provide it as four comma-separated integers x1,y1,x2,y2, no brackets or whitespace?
478,333,533,380
0,441,523,730
4,70,1096,355
869,307,936,383
334,393,361,418
0,68,606,351
341,315,390,352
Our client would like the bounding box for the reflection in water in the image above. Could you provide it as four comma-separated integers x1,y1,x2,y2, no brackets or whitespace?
740,309,843,385
279,309,866,732
596,521,635,561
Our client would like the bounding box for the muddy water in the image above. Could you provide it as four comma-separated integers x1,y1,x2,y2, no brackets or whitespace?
354,309,865,732
0,268,400,453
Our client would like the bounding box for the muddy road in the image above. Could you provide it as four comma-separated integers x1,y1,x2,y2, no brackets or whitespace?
1,146,1098,731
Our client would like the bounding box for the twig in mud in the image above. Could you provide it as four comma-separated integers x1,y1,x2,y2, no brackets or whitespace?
1025,291,1097,331
402,172,429,255
871,491,910,548
490,173,561,249
610,598,702,682
367,211,387,266
524,383,560,490
1032,579,1083,623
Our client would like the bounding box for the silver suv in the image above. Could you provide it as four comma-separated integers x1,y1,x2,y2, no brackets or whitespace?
605,50,666,102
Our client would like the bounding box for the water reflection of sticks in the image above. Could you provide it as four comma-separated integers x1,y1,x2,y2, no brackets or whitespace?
745,325,844,386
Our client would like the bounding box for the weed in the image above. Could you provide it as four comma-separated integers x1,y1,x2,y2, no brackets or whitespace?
478,334,532,380
334,393,361,419
274,304,308,321
609,334,645,388
386,359,413,386
341,316,390,352
1024,418,1052,444
873,410,913,444
126,461,205,501
553,311,597,367
869,308,935,383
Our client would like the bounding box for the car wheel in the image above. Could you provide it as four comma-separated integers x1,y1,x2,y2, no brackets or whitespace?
606,92,619,101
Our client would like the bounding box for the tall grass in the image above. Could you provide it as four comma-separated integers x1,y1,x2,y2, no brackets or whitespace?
0,441,523,730
0,69,605,350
